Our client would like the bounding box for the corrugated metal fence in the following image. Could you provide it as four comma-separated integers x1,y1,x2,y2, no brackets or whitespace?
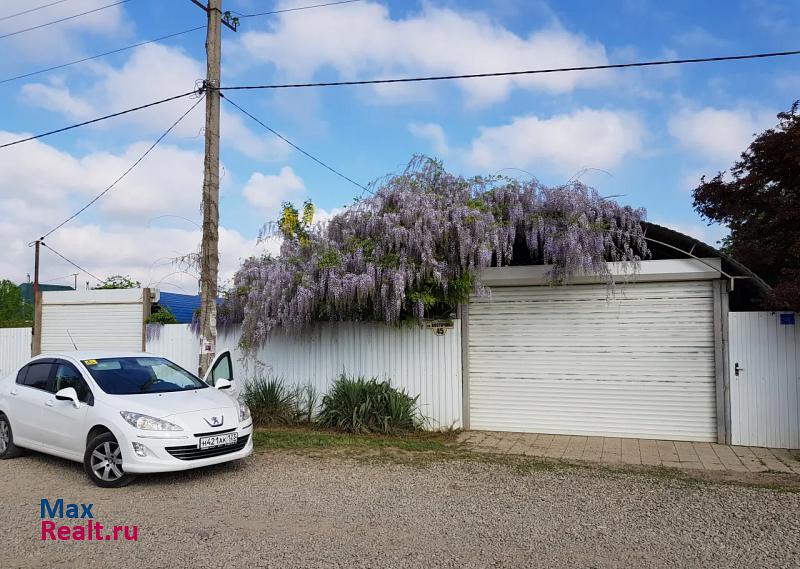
729,312,799,448
147,322,463,430
0,327,31,379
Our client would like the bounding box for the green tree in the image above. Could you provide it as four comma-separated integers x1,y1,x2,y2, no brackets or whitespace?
145,306,178,324
278,200,315,245
692,101,800,310
0,280,31,326
94,274,140,290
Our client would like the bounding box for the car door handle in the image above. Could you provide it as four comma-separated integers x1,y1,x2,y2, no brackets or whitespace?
9,389,18,396
45,400,55,407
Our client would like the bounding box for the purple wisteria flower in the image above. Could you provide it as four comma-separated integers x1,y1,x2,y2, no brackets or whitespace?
222,157,649,349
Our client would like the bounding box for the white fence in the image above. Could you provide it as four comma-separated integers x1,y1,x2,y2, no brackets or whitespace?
147,322,463,430
0,327,31,379
729,312,799,448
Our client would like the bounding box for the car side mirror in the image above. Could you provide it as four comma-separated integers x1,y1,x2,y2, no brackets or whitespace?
214,378,233,390
55,387,80,408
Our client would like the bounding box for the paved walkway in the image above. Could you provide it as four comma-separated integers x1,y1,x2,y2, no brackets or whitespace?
456,431,800,475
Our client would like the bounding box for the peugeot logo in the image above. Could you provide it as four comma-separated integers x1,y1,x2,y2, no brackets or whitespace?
204,415,223,427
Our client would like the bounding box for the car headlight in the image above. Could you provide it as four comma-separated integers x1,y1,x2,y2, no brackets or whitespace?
237,397,251,423
120,411,183,431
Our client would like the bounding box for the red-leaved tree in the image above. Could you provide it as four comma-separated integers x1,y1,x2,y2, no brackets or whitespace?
692,101,800,310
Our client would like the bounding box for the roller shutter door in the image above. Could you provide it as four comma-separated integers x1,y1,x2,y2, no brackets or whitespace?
468,280,717,441
41,290,145,353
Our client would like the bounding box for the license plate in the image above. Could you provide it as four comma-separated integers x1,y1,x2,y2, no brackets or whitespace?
199,433,238,450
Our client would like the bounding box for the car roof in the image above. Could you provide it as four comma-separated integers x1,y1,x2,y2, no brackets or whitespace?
32,351,158,362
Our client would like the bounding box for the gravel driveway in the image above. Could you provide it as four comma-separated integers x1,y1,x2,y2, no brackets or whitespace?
0,449,798,568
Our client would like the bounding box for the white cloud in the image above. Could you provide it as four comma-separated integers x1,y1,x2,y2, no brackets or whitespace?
33,224,268,294
242,167,306,214
668,107,775,163
0,130,208,224
676,168,713,193
0,0,132,66
0,132,265,293
465,109,645,175
20,81,95,117
237,2,612,106
409,122,449,156
20,44,289,161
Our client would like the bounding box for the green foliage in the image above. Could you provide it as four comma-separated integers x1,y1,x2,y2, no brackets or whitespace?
317,375,423,434
145,306,178,325
294,384,319,424
279,199,315,246
241,370,320,426
406,272,474,320
94,274,140,289
243,375,299,426
317,249,342,270
0,280,31,325
252,428,455,453
466,197,490,212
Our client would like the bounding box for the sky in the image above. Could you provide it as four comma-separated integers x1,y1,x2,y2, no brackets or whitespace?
0,0,798,293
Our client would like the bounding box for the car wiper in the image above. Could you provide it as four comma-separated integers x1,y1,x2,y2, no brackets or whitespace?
139,379,158,392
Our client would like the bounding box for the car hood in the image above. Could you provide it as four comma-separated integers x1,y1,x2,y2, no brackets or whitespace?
104,387,237,420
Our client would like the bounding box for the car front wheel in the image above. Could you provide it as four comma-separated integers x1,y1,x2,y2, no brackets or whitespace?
83,433,135,488
0,414,22,459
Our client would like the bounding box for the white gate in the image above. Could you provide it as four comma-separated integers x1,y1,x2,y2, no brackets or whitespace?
0,327,31,378
729,312,800,448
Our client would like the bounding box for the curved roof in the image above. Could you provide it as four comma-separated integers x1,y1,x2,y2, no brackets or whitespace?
642,222,770,302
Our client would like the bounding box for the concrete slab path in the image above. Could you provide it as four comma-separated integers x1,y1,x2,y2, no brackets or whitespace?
457,431,800,475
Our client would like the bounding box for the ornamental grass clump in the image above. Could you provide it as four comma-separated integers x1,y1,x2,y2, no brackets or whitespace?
242,375,298,426
221,156,649,349
318,375,422,434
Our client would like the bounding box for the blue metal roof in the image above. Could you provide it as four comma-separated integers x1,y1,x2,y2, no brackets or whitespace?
157,292,202,324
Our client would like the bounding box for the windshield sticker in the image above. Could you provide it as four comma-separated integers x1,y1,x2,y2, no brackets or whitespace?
82,360,98,366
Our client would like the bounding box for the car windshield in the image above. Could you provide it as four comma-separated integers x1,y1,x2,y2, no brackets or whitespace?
82,357,208,395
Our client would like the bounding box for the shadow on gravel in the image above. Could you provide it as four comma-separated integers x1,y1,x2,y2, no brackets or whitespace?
8,447,254,489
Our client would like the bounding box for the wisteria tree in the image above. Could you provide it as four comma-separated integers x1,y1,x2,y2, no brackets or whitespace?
221,157,649,349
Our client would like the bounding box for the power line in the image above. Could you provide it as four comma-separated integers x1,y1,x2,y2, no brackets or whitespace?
0,0,72,22
39,95,205,240
220,92,370,194
0,0,131,41
234,0,362,18
41,272,78,284
0,89,198,150
0,26,205,85
220,49,800,91
0,1,360,85
41,242,104,283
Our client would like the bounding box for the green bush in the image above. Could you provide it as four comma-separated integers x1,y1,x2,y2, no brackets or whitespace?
317,375,422,434
145,306,178,324
242,376,298,426
293,383,319,424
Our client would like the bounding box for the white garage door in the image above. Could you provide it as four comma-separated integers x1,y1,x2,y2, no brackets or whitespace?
41,289,146,353
468,280,717,441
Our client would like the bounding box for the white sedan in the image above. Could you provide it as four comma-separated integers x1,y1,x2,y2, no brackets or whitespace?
0,350,252,487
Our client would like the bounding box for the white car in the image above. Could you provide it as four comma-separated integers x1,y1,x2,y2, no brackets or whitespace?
0,350,252,487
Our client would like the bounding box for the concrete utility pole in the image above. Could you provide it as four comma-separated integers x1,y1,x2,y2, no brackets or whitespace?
32,240,42,356
198,0,222,376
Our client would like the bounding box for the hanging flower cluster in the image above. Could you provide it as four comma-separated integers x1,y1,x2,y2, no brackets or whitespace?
223,157,649,348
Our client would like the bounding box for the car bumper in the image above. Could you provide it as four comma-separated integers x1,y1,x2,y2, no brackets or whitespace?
117,422,254,474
